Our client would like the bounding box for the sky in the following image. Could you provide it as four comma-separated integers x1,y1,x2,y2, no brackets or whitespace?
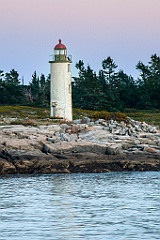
0,0,160,84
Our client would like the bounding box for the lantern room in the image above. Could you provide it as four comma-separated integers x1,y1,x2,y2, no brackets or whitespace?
54,39,67,62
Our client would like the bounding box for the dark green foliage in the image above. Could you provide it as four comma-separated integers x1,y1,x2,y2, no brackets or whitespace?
136,54,160,109
0,54,160,111
73,54,160,111
73,62,105,110
115,71,138,109
0,69,50,107
0,69,24,105
73,57,138,111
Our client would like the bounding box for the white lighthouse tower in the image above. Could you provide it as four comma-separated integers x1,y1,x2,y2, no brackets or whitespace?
49,39,72,121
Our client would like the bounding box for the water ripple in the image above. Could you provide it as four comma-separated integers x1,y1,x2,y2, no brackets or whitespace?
0,172,160,240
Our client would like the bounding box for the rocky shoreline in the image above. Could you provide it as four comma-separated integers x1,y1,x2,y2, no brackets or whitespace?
0,117,160,174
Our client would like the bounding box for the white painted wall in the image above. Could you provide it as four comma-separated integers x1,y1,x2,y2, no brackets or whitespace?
50,61,72,121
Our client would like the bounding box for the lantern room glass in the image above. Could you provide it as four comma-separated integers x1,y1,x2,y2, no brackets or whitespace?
54,49,66,55
54,49,67,61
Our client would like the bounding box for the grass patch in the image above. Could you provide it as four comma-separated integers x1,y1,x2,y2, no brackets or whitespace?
0,106,50,119
73,109,127,122
124,109,160,127
0,106,160,127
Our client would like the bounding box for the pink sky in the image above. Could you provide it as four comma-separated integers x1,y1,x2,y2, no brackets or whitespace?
0,0,160,83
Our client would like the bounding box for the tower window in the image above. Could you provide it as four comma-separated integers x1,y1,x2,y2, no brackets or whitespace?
68,64,70,72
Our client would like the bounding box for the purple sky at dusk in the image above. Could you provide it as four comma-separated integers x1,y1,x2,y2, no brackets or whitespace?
0,0,160,84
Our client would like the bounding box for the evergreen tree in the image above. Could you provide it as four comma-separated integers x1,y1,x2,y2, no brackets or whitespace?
136,54,160,108
73,62,102,110
101,57,121,111
30,71,40,105
4,69,20,85
39,74,46,106
1,69,23,104
116,70,138,109
102,57,118,84
0,70,5,104
148,54,160,108
45,74,50,106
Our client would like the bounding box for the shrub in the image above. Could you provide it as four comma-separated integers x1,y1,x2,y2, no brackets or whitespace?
111,112,127,122
91,111,111,120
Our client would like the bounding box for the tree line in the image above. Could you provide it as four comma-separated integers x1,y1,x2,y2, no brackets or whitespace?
0,54,160,111
0,70,50,107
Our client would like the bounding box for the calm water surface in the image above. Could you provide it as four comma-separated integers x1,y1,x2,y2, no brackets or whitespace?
0,172,160,240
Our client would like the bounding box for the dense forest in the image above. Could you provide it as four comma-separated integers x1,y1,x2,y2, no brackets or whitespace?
0,54,160,111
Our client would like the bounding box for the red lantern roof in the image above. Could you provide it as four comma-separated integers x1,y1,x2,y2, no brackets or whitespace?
54,39,66,49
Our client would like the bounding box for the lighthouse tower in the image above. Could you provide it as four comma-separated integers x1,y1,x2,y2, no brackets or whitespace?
49,39,72,121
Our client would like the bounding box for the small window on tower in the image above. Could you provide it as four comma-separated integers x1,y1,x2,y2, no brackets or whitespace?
68,64,70,72
69,84,71,93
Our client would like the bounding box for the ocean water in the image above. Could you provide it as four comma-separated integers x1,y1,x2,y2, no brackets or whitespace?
0,172,159,240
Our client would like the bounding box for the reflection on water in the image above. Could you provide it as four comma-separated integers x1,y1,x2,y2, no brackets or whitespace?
0,172,160,240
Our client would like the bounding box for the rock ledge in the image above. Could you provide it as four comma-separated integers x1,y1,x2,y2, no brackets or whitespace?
0,118,160,174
